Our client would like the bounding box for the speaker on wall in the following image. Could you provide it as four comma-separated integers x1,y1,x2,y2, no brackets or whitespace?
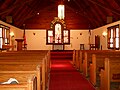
107,16,112,24
6,16,13,24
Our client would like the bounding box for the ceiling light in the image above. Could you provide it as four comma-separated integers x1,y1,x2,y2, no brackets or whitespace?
58,5,65,19
37,13,40,15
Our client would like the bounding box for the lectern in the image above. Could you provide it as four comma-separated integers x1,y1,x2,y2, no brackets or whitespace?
15,39,24,51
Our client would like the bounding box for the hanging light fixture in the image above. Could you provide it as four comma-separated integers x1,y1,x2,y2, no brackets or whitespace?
58,4,65,19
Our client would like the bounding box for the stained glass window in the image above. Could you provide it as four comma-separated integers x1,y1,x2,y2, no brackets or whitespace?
46,18,70,45
55,24,61,43
47,30,53,43
63,30,69,43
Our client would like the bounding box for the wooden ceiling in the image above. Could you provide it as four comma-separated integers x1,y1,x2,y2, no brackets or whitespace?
0,0,120,29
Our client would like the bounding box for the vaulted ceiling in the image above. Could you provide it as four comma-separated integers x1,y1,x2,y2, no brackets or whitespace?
0,0,120,29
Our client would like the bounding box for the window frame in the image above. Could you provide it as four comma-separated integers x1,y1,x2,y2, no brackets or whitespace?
46,21,70,45
0,24,10,48
46,29,54,44
107,24,120,50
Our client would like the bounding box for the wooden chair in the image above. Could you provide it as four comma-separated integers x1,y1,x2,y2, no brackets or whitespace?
90,35,100,50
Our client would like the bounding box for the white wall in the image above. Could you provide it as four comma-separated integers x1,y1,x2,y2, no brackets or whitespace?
69,30,90,50
25,29,90,50
92,20,120,50
26,30,52,50
25,20,120,50
1,20,120,50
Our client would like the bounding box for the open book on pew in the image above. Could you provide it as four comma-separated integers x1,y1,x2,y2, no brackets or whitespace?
0,78,19,84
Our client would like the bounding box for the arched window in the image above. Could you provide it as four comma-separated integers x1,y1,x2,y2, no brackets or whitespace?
46,17,70,50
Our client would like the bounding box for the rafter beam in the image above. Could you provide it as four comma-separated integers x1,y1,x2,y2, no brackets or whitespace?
114,0,120,8
71,0,100,28
66,5,99,28
72,0,84,13
21,4,57,24
15,0,43,26
87,1,106,26
88,0,120,15
0,0,33,15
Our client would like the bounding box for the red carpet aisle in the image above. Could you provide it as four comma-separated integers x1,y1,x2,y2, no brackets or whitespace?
49,60,96,90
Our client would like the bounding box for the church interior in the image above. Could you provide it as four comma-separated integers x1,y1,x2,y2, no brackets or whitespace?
0,0,120,90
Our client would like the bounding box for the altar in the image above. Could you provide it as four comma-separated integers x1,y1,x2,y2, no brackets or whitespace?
15,39,24,51
53,44,64,50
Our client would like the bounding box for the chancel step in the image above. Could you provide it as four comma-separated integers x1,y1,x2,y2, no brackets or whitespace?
50,50,73,60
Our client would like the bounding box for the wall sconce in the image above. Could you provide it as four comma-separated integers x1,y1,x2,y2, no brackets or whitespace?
33,32,35,35
80,32,82,35
102,31,107,37
10,32,14,37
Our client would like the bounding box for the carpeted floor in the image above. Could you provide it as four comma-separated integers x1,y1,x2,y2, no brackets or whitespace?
49,60,96,90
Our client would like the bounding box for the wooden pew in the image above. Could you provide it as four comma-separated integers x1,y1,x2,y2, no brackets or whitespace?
0,53,50,71
79,50,90,72
0,50,51,72
73,50,104,73
0,59,47,90
82,50,120,77
0,50,51,71
89,54,120,87
83,50,96,77
0,50,50,90
100,58,120,90
0,61,45,90
75,50,100,75
0,50,50,73
0,73,37,90
0,64,41,90
73,50,92,72
72,49,76,65
73,50,89,72
75,50,79,69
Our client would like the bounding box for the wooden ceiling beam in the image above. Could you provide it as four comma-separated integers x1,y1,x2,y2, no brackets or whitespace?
16,3,56,28
15,6,32,26
87,1,106,26
26,0,45,12
76,0,101,28
114,0,120,7
66,5,98,28
23,4,57,22
13,0,43,27
104,0,120,21
72,0,85,13
0,0,33,15
88,0,120,15
0,0,14,10
95,5,106,23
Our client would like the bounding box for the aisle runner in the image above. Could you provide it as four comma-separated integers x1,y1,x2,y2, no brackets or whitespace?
49,60,95,90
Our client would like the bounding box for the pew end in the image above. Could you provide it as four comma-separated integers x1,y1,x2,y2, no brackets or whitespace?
100,58,120,90
0,74,37,90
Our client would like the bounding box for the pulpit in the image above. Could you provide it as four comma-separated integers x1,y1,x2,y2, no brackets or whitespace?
15,39,24,51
